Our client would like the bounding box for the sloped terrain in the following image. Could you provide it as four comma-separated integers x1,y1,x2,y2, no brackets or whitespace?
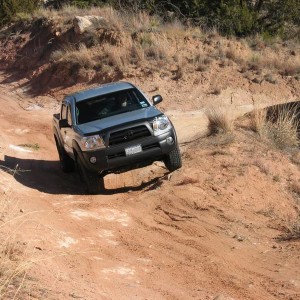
0,8,299,112
0,72,299,299
0,7,300,299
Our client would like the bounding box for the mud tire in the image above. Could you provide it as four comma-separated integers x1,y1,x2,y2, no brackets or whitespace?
163,146,182,172
55,136,75,173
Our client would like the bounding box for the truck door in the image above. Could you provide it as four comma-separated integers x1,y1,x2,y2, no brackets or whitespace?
60,104,73,155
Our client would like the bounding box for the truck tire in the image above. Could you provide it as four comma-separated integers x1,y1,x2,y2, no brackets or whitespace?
76,155,104,195
163,146,182,172
55,136,75,173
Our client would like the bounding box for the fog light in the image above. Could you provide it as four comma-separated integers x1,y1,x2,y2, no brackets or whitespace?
166,137,174,145
90,156,97,164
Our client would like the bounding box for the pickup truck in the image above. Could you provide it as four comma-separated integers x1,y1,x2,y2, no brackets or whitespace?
53,82,181,194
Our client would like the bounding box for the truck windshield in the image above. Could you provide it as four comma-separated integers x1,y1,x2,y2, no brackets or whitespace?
76,88,150,125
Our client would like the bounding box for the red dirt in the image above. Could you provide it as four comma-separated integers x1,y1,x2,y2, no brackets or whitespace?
0,71,299,299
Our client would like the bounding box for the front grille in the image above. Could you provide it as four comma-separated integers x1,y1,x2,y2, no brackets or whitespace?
109,125,151,146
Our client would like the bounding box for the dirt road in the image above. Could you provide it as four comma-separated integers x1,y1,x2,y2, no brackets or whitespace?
0,74,299,300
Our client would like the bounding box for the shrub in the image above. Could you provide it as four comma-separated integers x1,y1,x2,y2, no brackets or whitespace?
51,44,95,69
251,104,300,150
205,105,235,135
250,108,268,135
266,105,300,149
0,0,41,25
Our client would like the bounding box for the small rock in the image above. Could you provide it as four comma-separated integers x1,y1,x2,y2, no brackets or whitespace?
233,234,245,242
20,209,24,213
73,15,106,34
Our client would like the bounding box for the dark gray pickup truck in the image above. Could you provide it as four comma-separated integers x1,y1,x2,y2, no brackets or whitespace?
53,82,181,194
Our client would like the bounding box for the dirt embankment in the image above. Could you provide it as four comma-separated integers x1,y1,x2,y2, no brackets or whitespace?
0,9,299,111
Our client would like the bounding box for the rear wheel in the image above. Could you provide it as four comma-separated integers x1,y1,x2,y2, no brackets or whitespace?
76,154,104,194
163,146,182,172
54,136,75,173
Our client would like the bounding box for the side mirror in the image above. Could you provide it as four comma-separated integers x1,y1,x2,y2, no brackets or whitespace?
59,119,70,128
152,95,163,106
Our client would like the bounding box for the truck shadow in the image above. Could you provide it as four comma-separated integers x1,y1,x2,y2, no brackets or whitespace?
1,155,165,195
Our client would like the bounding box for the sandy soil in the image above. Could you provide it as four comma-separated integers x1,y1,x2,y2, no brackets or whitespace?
0,72,299,300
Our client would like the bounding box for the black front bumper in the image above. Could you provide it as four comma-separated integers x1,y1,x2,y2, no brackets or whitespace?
78,129,177,174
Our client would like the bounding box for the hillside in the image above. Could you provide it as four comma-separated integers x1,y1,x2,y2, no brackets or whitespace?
0,6,299,300
0,6,299,111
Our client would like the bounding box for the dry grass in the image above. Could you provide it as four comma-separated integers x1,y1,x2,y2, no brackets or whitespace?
279,59,300,76
277,216,300,241
161,19,185,38
102,43,131,72
250,108,268,135
205,105,235,135
0,172,29,298
225,42,245,65
140,33,170,62
253,160,271,175
290,181,300,197
23,4,300,84
173,54,186,80
129,11,160,33
267,105,300,149
130,45,145,65
51,43,95,69
194,53,211,72
244,50,300,76
250,104,300,150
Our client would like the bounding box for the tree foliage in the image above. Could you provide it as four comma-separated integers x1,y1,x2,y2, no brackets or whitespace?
0,0,41,25
1,0,299,37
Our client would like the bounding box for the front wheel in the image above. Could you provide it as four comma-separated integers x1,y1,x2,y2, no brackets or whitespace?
55,136,75,173
76,155,104,194
163,146,182,172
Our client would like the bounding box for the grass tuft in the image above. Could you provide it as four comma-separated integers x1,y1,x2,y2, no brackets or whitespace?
267,105,300,149
250,104,300,150
277,216,300,241
205,105,235,135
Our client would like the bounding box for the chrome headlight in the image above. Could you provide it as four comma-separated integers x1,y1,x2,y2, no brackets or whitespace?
152,115,172,136
81,135,105,151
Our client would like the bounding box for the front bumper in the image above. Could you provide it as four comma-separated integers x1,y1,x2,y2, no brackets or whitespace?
78,129,177,174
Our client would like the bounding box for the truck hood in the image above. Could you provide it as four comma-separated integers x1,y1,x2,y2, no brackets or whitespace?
76,106,162,135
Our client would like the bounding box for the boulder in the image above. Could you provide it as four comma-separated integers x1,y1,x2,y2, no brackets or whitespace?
73,16,106,34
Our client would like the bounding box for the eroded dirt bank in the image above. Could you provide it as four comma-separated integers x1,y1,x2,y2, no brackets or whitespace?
0,72,299,299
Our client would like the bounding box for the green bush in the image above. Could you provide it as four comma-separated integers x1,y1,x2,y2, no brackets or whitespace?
0,0,299,38
0,0,41,25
